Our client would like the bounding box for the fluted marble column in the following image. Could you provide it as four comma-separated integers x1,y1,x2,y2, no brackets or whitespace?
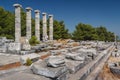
26,7,32,40
13,4,22,42
49,15,53,40
42,13,47,41
35,10,40,41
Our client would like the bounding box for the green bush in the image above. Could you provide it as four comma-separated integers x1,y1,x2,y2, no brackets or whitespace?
26,58,32,66
29,36,40,46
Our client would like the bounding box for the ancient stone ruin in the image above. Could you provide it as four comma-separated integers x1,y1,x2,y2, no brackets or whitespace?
0,3,117,80
0,3,54,54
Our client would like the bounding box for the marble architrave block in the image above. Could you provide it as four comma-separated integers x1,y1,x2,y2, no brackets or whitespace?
31,60,67,78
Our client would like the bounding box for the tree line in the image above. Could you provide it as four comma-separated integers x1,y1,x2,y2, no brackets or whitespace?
0,7,115,41
72,23,115,41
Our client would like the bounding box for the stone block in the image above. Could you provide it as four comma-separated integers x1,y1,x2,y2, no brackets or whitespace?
20,53,40,64
46,56,65,68
0,37,8,53
31,60,68,78
55,71,68,80
20,37,31,50
20,50,35,55
65,59,84,73
110,63,120,75
50,49,68,55
22,43,31,50
60,49,68,54
108,62,115,67
0,37,6,43
65,53,85,61
53,43,62,47
0,72,50,80
39,43,48,48
77,48,96,55
8,42,21,54
50,50,60,55
84,56,93,64
0,43,8,53
31,45,41,50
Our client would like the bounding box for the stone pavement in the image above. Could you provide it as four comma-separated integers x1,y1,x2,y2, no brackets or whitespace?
0,53,20,66
0,67,50,80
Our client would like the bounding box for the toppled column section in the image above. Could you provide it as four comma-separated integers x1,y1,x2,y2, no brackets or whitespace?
13,4,22,42
26,7,32,40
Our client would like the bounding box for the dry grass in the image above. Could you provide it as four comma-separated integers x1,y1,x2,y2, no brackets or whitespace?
57,39,67,44
72,42,79,47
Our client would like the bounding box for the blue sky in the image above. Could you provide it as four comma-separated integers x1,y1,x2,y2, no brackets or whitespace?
0,0,120,35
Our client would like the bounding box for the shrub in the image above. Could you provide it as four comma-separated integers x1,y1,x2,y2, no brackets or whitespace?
26,58,32,66
29,36,40,46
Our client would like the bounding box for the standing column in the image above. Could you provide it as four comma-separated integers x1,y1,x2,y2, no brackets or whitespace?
49,15,53,40
35,10,40,41
13,4,22,42
42,13,47,41
26,7,32,40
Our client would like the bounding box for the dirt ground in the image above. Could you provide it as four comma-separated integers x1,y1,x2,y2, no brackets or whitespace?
0,62,21,70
